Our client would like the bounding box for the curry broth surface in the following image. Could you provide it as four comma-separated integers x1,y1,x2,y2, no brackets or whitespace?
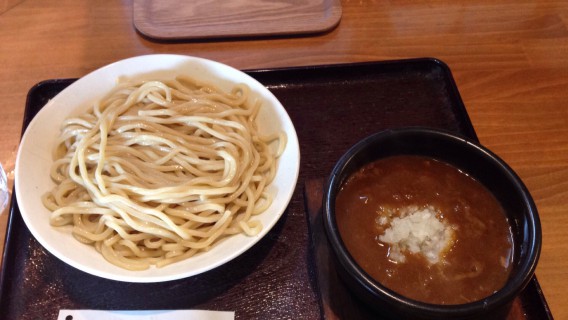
335,155,513,304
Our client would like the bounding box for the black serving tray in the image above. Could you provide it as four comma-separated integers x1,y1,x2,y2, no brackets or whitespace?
0,59,552,319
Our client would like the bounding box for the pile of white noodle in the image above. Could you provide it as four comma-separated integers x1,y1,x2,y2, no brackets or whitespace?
42,76,286,270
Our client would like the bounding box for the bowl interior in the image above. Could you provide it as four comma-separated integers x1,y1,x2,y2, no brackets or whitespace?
324,127,541,316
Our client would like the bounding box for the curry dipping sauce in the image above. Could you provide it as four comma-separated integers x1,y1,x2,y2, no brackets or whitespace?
335,155,514,305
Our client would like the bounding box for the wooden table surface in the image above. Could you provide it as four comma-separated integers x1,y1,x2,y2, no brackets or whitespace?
1,0,566,318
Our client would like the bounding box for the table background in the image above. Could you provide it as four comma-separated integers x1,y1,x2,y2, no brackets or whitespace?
1,1,567,318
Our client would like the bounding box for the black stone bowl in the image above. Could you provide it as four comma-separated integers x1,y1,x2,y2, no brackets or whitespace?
322,127,541,320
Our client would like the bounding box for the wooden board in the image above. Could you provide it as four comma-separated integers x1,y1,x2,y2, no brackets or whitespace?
0,0,24,14
0,60,552,319
133,0,342,41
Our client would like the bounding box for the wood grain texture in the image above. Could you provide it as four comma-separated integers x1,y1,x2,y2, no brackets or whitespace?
1,0,567,318
133,0,342,40
0,0,22,15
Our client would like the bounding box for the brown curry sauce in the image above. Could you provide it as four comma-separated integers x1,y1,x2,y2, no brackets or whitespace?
335,155,513,304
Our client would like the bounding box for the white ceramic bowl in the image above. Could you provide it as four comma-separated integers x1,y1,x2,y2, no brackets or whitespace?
15,54,300,283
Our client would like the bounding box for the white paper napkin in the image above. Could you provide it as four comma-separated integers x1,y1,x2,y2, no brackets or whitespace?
57,310,235,320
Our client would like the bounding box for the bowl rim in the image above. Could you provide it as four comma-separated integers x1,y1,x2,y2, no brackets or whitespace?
323,126,542,315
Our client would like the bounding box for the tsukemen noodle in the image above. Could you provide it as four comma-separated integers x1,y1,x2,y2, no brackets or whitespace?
42,76,286,270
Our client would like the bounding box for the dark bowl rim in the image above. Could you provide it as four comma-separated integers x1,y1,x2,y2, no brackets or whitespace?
322,126,542,315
